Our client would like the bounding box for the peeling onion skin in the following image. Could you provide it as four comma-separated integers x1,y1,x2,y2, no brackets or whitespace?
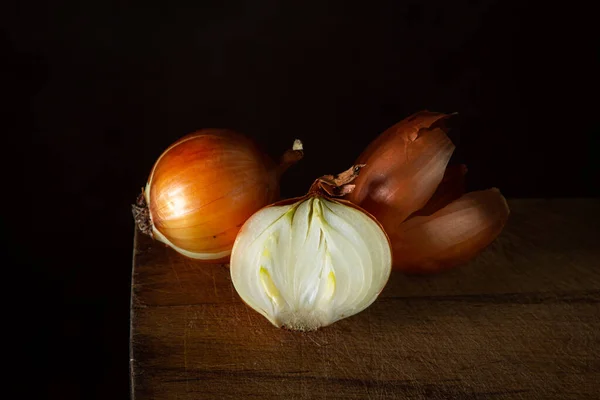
347,111,456,229
348,111,510,273
135,129,303,261
230,166,392,331
410,164,468,218
391,189,510,274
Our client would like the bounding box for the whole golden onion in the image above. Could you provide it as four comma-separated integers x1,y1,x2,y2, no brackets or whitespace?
132,129,303,261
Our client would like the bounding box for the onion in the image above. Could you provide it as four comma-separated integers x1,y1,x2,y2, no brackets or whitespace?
132,129,303,261
230,166,392,331
348,111,510,273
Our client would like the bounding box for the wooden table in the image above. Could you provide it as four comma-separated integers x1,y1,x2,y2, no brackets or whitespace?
130,199,600,399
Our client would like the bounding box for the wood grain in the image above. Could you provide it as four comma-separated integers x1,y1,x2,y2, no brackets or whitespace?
130,199,600,399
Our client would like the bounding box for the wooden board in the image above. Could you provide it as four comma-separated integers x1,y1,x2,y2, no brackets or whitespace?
130,199,600,399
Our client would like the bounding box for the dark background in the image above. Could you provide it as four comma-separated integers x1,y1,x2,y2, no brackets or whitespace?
1,0,597,398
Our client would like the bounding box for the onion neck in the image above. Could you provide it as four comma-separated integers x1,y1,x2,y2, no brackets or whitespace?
274,139,304,181
131,189,153,236
308,164,366,198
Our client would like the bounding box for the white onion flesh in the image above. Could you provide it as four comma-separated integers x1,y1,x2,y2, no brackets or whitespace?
230,196,392,331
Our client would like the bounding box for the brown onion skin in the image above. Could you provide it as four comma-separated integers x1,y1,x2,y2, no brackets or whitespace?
146,129,281,260
347,111,452,210
409,164,467,218
390,188,509,274
347,111,509,274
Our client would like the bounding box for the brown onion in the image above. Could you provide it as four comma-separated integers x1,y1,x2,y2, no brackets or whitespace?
132,129,303,261
348,111,509,273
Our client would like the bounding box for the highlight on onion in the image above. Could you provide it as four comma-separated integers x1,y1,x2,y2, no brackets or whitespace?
230,166,392,331
347,111,510,273
132,129,304,261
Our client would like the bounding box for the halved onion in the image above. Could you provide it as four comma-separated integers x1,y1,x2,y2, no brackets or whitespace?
230,166,392,331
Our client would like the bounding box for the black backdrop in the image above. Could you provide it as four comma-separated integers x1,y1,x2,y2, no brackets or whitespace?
2,1,597,398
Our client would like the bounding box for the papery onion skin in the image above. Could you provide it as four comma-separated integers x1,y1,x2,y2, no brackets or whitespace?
134,129,303,261
230,166,392,331
347,111,456,231
410,164,467,218
348,111,509,273
390,189,509,273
